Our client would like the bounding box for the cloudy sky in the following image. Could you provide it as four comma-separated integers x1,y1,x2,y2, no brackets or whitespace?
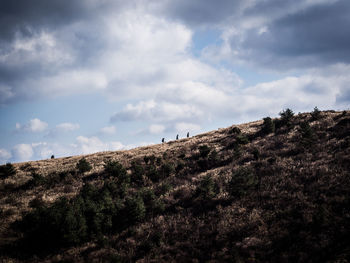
0,0,349,164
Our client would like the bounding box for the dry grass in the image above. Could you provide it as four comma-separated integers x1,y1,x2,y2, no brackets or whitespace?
1,110,349,262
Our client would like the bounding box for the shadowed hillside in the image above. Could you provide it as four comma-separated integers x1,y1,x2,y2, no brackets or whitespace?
0,109,349,262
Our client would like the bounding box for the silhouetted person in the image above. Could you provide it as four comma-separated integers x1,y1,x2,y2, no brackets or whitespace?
51,155,55,159
176,134,179,140
162,138,165,143
187,132,189,138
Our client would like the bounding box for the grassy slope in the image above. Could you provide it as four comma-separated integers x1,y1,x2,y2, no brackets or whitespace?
0,110,349,262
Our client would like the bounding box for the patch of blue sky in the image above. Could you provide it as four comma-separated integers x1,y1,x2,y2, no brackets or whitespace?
0,93,124,148
191,28,222,57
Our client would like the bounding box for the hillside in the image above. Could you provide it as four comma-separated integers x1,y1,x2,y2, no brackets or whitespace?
0,109,349,262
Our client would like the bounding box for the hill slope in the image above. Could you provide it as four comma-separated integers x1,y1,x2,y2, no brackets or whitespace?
0,109,350,262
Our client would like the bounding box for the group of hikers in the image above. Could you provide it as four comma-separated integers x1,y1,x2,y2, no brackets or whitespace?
162,132,189,143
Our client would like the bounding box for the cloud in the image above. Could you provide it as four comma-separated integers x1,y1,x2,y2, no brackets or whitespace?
12,144,34,161
16,118,48,132
100,126,116,135
155,0,247,27
111,100,204,123
5,135,136,163
72,136,126,155
148,124,165,135
202,0,350,69
56,122,80,132
175,122,201,133
0,1,245,108
0,148,12,164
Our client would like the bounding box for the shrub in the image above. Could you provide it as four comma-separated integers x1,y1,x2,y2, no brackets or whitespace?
236,134,249,145
125,196,145,223
51,155,55,159
280,108,294,122
208,149,219,166
155,183,172,196
252,147,260,160
147,165,160,182
229,127,241,135
104,160,129,184
175,161,185,173
76,158,92,174
199,145,211,158
28,172,47,187
159,162,175,179
275,108,294,131
149,155,156,164
29,197,45,209
228,168,258,198
299,121,313,139
144,156,150,164
195,175,216,200
0,163,16,179
130,162,145,186
311,106,321,121
261,117,275,134
299,121,316,147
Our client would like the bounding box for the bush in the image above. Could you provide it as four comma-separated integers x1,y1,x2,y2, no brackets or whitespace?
175,161,185,173
130,162,145,186
279,108,294,122
236,134,249,145
124,196,145,223
155,183,172,196
208,149,219,166
199,145,211,158
228,168,258,198
195,175,216,200
140,188,164,214
229,127,241,135
311,106,321,121
261,117,275,134
28,172,47,187
252,147,260,160
104,160,129,184
0,163,16,179
76,158,92,174
159,162,175,179
299,121,316,147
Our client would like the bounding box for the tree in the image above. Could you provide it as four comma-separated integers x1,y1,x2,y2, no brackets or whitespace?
76,158,92,174
279,108,294,123
311,106,321,120
228,168,258,198
199,145,211,158
125,196,145,223
195,175,216,199
0,163,16,179
261,117,275,134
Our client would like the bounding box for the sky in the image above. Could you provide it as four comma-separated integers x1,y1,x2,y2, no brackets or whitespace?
0,0,349,164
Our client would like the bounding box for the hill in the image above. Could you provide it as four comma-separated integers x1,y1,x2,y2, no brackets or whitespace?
0,109,349,262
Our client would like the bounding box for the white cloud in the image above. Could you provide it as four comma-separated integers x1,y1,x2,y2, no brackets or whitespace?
56,122,80,132
0,5,243,109
111,100,204,123
175,122,201,133
12,144,34,162
0,149,12,164
72,136,127,155
149,124,165,134
16,118,48,132
100,126,116,135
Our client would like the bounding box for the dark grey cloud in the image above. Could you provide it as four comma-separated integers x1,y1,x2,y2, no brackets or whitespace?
0,0,92,43
230,0,350,68
0,0,129,104
158,0,245,27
